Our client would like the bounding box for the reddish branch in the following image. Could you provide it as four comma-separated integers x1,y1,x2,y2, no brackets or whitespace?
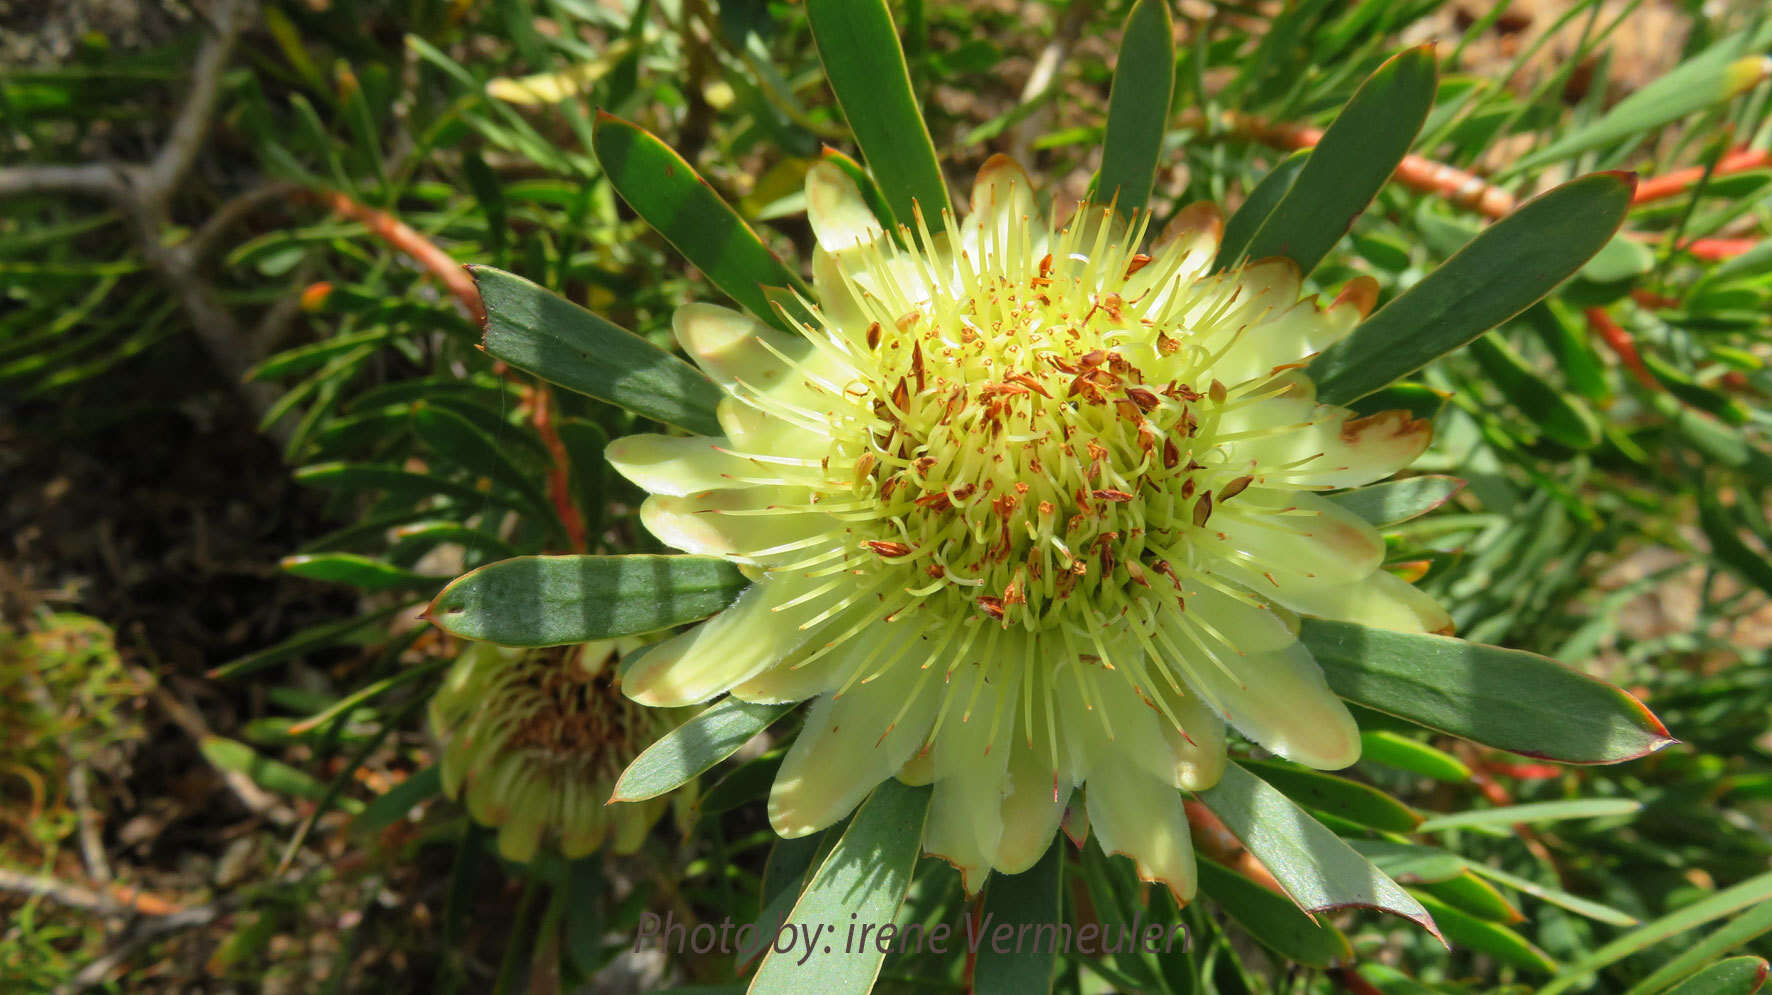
1631,147,1772,205
1585,307,1661,391
1198,110,1520,218
525,387,590,552
313,190,485,324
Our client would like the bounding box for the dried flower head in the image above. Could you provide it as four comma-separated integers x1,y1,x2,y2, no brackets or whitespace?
432,638,677,863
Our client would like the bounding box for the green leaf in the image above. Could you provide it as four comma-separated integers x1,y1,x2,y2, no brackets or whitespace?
1327,476,1465,528
590,113,810,326
1358,730,1472,781
200,737,364,814
1196,762,1440,939
1301,619,1675,763
1579,233,1656,284
1466,863,1639,929
749,779,932,995
1417,872,1521,924
975,838,1063,995
281,553,448,594
1662,958,1769,995
1238,47,1436,275
1309,172,1635,405
1514,22,1772,171
426,554,748,647
1624,904,1772,994
353,766,443,837
1542,872,1772,995
209,603,410,680
412,403,558,527
1240,758,1421,832
612,697,794,803
1216,150,1309,270
1417,798,1642,832
1348,840,1466,884
1467,333,1602,449
472,266,722,435
1094,0,1173,219
1197,858,1352,969
1413,894,1559,975
805,0,952,231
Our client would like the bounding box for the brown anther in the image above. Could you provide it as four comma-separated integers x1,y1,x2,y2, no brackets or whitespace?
1152,559,1182,589
992,494,1020,519
1219,475,1254,502
1125,254,1152,277
865,540,913,557
943,388,967,422
1125,560,1151,588
1048,355,1080,375
1003,577,1027,606
911,341,926,392
891,377,910,413
1180,478,1196,500
1014,481,1030,494
853,452,876,480
1038,500,1055,517
1209,380,1228,404
1163,438,1182,470
895,309,922,331
866,321,882,349
915,492,953,512
1125,386,1161,412
1101,293,1125,322
926,563,946,578
1113,398,1141,421
912,456,937,476
1038,253,1054,278
1006,372,1050,397
976,596,1006,620
1156,333,1180,356
1192,491,1214,527
950,484,976,501
1079,349,1108,368
1092,489,1135,502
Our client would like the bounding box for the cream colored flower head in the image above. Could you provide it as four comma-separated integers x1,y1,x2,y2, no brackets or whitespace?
607,155,1447,900
432,638,677,863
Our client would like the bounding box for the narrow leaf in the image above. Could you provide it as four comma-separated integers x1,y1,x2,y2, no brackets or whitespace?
1240,758,1422,832
1240,46,1437,275
472,266,721,434
1417,798,1641,832
1541,872,1772,995
976,838,1063,995
1358,729,1473,782
281,553,447,594
1624,904,1772,994
1514,23,1772,170
1217,150,1309,271
591,113,810,326
806,0,953,230
1197,858,1353,969
1414,894,1559,975
1095,0,1174,219
426,554,748,647
1196,762,1441,939
748,780,933,995
1309,172,1635,405
1302,619,1675,763
1662,958,1768,995
613,697,794,803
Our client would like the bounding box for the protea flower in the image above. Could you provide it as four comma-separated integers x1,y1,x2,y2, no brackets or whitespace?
605,156,1449,899
432,638,678,862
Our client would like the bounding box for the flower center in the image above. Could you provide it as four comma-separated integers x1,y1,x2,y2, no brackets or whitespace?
833,251,1245,631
